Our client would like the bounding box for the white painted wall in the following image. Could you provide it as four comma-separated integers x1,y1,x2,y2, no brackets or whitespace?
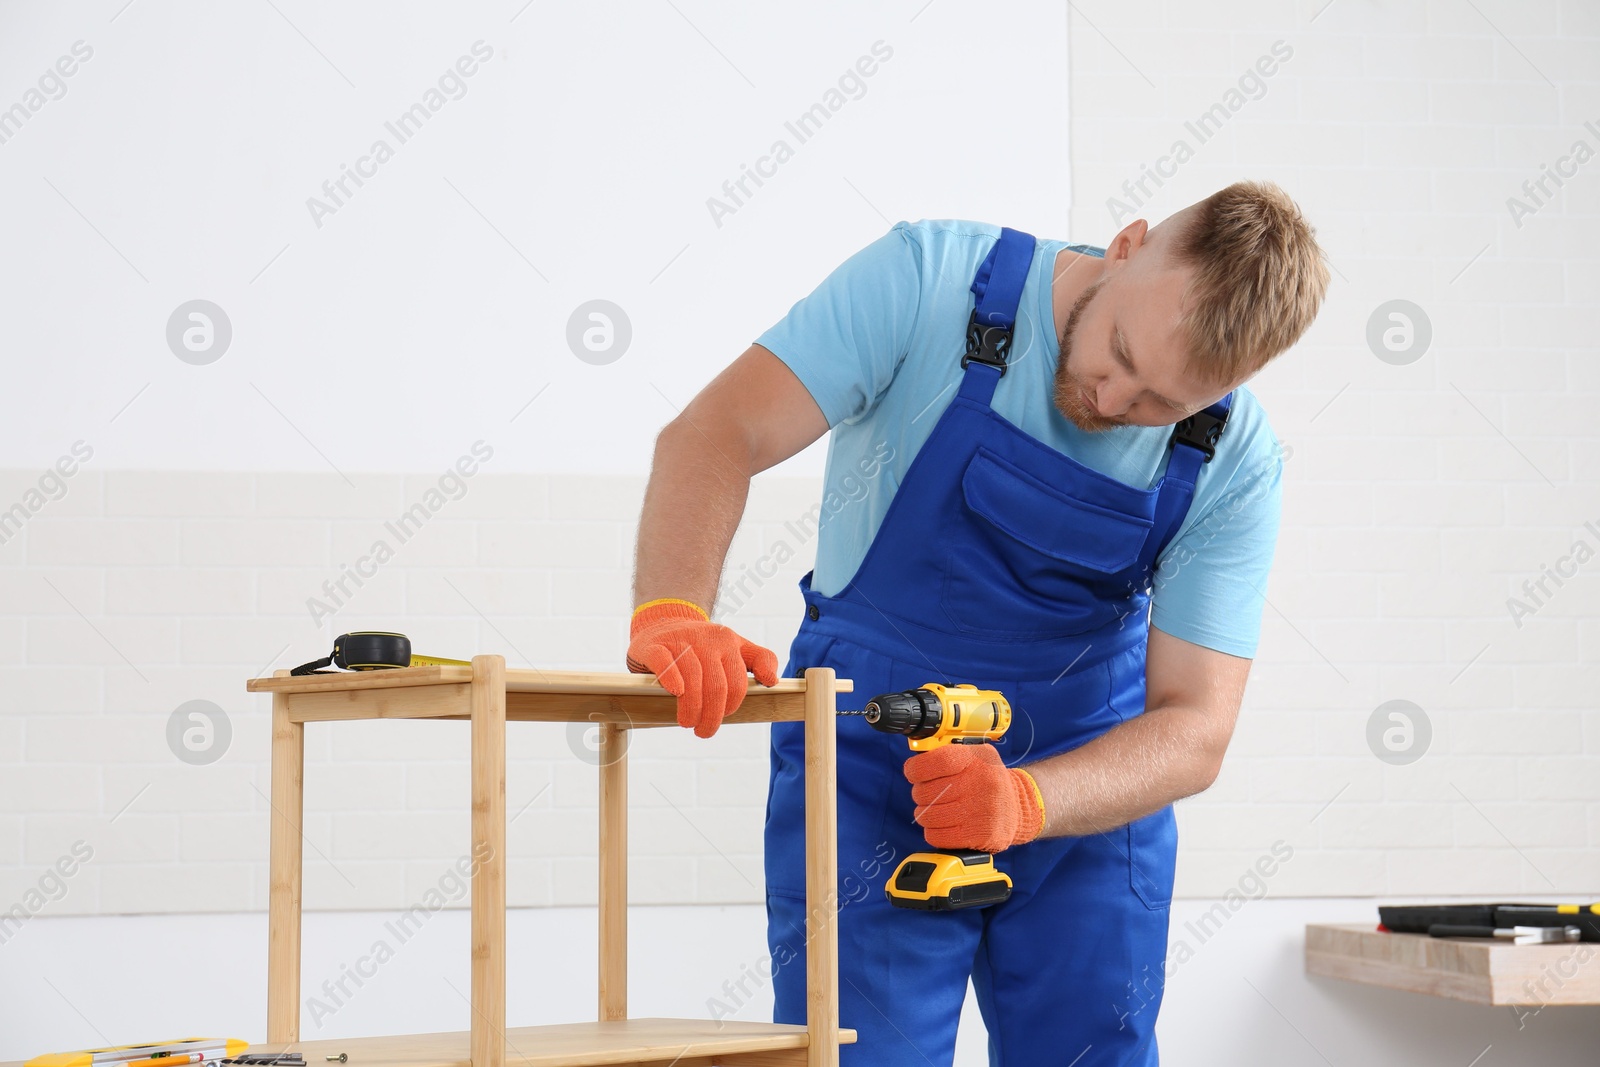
0,0,1068,475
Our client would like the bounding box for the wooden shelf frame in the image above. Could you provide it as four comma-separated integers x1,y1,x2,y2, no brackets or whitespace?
248,660,857,1067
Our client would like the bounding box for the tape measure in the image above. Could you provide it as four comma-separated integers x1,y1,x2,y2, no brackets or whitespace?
290,631,469,675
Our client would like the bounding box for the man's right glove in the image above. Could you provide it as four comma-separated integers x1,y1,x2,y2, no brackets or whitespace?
626,597,780,738
903,743,1046,852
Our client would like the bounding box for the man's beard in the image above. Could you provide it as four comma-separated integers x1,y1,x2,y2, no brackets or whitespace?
1052,278,1124,433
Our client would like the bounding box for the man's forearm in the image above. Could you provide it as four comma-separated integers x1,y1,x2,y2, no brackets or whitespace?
632,418,752,613
1026,703,1228,838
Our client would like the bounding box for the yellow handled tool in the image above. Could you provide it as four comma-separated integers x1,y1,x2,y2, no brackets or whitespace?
842,683,1015,910
26,1038,249,1067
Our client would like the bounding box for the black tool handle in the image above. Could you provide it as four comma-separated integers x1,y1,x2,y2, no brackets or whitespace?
1428,924,1496,938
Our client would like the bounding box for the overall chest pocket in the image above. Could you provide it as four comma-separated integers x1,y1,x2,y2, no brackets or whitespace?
941,447,1155,638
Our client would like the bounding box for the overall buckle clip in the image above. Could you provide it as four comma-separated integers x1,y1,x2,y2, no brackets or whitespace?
1169,405,1230,463
960,310,1012,376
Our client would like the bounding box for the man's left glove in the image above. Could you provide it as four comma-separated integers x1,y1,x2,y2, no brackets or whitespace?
626,597,779,738
903,744,1046,853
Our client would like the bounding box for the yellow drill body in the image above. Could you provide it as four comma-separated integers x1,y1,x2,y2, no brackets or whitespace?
852,683,1017,910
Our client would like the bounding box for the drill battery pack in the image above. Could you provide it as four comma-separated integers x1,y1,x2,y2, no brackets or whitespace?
888,850,1013,910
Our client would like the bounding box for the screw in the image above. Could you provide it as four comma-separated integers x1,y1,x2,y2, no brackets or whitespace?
325,1057,347,1063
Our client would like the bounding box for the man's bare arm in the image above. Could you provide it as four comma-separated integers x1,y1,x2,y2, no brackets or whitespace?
1026,625,1251,838
632,343,829,612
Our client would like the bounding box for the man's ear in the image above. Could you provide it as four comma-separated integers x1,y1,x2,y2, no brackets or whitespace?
1104,218,1150,266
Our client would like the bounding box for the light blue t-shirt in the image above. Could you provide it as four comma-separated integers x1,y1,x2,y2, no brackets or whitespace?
753,219,1285,659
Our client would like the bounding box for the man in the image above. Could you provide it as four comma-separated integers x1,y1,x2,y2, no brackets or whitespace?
626,181,1329,1065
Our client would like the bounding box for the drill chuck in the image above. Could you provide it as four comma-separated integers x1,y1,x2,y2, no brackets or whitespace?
863,688,946,740
855,683,1011,752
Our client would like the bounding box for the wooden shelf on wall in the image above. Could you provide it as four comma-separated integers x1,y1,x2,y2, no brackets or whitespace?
1306,923,1600,1007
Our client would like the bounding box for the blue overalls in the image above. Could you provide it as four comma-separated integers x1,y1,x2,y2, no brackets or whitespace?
762,228,1232,1066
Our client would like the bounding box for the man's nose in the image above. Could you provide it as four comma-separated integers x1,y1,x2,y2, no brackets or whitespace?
1094,381,1134,417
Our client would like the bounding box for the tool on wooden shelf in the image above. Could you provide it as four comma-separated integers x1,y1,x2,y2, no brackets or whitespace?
840,683,1017,911
27,1039,250,1067
1428,924,1583,945
1379,902,1600,942
290,631,469,675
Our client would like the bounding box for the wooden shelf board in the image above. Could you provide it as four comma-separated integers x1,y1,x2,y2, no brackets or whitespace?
247,664,471,693
0,1019,857,1067
248,668,851,698
254,668,854,726
1306,922,1600,1006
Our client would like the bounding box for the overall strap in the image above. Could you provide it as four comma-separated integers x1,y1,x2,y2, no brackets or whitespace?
1147,392,1234,565
957,227,1037,406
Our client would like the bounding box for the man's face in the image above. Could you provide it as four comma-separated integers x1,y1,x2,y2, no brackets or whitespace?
1053,246,1238,433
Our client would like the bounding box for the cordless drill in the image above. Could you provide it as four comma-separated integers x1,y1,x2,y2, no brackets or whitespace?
842,683,1015,910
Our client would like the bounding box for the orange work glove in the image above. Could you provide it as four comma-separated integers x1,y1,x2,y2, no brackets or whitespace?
626,597,779,738
904,743,1046,853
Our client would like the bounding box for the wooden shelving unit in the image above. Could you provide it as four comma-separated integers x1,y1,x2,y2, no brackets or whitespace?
242,659,857,1067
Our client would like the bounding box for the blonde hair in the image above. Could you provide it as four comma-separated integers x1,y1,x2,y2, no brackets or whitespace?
1168,180,1330,385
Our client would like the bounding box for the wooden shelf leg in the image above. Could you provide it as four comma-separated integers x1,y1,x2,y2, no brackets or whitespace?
471,655,508,1067
267,670,303,1043
598,721,628,1021
803,667,839,1067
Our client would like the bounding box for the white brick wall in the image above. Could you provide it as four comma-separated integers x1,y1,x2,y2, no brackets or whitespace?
2,0,1598,919
0,470,824,915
